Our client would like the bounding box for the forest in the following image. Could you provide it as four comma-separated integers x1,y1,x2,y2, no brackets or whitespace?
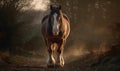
0,0,120,71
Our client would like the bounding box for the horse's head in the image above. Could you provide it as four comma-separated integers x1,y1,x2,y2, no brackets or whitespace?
49,5,62,36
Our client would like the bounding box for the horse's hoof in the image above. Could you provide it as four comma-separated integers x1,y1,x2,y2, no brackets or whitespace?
60,64,64,68
55,64,64,68
47,64,56,68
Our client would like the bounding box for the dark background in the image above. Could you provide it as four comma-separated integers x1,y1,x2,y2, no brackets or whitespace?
0,0,120,71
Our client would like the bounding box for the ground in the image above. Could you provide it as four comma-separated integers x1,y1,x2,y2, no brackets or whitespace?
0,50,120,71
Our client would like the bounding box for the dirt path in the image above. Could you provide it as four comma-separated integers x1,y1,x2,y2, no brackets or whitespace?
0,53,120,71
0,55,97,71
0,66,65,71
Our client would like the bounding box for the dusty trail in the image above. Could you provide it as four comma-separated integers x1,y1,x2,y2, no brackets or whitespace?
0,49,120,71
0,55,119,71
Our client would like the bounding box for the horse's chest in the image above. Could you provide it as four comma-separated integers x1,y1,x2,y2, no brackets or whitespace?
46,24,62,37
46,29,63,38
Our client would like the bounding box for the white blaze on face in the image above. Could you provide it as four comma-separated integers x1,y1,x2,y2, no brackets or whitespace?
53,13,59,35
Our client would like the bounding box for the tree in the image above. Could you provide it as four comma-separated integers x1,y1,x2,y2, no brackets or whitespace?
0,0,32,50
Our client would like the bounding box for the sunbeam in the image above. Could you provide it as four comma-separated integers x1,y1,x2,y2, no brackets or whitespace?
22,0,50,11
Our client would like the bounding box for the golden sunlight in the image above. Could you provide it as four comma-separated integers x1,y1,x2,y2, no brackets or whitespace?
22,0,50,11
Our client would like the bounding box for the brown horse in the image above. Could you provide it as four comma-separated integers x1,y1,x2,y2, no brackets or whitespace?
41,5,70,67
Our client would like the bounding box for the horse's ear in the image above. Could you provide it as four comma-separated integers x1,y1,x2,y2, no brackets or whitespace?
59,5,61,10
50,5,53,10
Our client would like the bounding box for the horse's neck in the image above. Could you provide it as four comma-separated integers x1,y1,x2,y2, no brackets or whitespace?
60,11,64,26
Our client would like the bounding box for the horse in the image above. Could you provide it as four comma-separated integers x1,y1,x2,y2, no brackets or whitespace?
41,5,70,67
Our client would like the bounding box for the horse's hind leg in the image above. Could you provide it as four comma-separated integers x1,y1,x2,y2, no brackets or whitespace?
57,39,66,67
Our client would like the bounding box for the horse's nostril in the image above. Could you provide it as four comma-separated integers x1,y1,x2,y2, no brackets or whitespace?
53,32,59,35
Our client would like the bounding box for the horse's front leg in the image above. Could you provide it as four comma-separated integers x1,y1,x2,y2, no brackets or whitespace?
57,39,66,67
47,42,56,67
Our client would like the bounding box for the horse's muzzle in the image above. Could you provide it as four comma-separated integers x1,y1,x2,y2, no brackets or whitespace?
53,32,59,36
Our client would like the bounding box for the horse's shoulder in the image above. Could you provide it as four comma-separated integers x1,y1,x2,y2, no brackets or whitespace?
63,14,70,23
41,15,49,23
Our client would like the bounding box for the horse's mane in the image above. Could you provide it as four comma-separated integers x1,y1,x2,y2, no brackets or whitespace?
63,14,70,23
41,15,49,23
59,10,70,23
